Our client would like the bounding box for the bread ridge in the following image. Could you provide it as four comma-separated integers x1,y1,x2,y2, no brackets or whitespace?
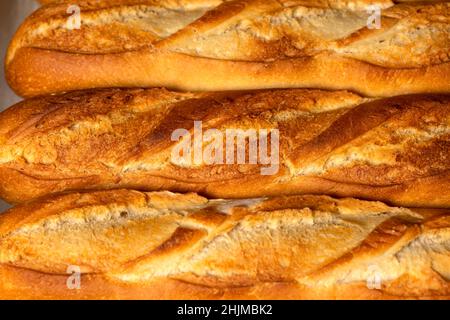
8,0,450,97
0,189,449,299
0,88,448,207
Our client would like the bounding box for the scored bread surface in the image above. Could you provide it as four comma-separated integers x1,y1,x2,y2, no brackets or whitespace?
0,88,448,207
7,0,450,97
0,190,449,299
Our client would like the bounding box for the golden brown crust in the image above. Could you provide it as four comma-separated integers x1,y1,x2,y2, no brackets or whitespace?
0,88,448,207
2,265,450,300
0,190,449,299
8,0,450,97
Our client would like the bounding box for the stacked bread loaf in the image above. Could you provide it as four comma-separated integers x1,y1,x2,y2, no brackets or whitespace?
0,0,449,299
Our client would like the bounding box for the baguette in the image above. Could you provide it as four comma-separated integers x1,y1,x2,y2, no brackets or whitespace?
7,0,450,97
0,88,449,207
0,189,449,299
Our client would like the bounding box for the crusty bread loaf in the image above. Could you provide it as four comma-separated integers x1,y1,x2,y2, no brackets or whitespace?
0,189,449,299
0,88,449,207
7,0,450,97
